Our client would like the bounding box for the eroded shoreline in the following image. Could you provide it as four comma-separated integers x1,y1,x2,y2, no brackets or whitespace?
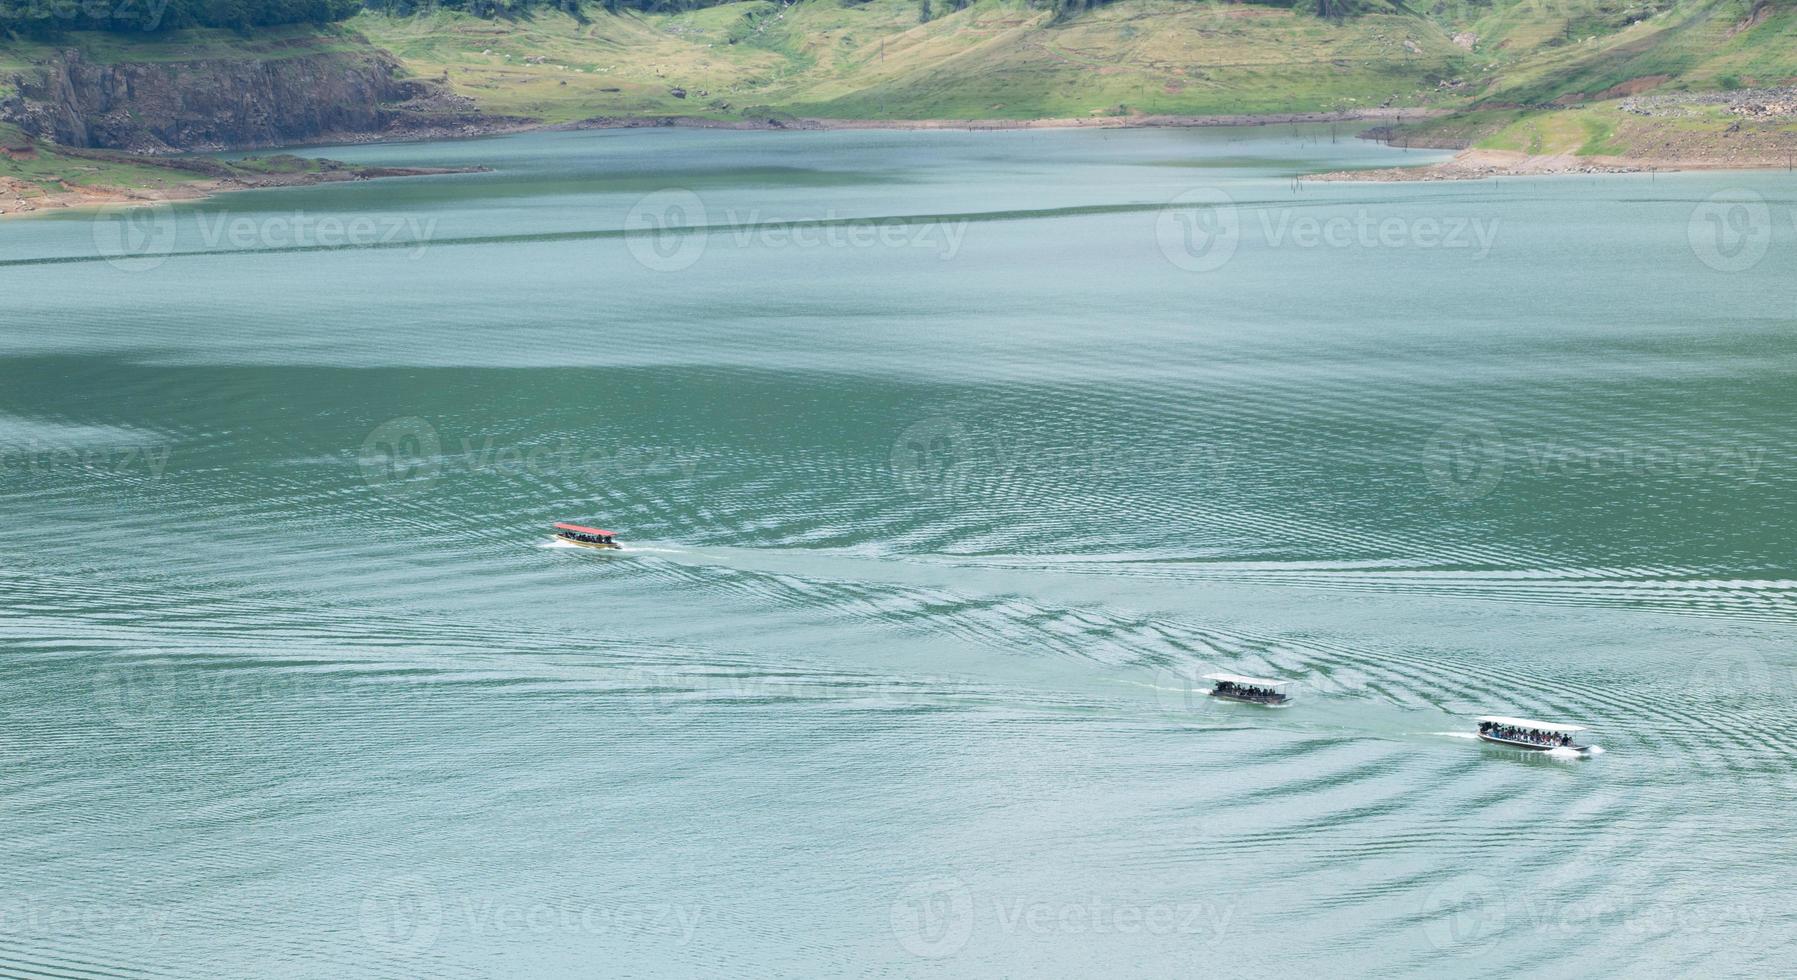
12,105,1793,218
4,108,1441,217
1,157,488,218
1303,147,1793,182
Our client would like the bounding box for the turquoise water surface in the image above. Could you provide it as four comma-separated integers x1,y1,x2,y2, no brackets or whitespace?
2,125,1794,977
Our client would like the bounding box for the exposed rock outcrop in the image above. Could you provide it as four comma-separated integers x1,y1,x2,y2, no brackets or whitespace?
2,47,496,152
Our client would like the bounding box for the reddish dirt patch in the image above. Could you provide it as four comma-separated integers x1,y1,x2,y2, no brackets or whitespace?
1593,74,1671,99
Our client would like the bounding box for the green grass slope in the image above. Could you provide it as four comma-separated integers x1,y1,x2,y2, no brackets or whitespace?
5,0,1795,176
1464,0,1797,103
349,0,1797,130
353,0,1479,121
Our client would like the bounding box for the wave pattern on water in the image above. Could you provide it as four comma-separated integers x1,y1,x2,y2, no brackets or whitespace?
2,127,1795,978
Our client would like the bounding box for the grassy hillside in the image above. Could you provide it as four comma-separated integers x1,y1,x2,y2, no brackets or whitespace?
1380,100,1797,164
771,0,1469,118
1465,0,1797,103
5,0,1797,198
0,123,188,189
353,0,1478,121
351,0,1797,135
353,7,787,122
11,0,1795,125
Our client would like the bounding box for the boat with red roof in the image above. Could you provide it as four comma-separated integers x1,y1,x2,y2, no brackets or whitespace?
554,523,621,550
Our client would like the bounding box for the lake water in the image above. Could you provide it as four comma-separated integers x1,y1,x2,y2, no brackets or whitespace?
2,125,1794,977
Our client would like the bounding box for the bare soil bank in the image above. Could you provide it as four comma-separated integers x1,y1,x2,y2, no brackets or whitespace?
549,107,1447,133
1,158,484,217
1307,147,1797,182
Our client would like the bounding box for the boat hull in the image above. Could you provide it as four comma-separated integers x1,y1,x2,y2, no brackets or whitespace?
559,537,621,550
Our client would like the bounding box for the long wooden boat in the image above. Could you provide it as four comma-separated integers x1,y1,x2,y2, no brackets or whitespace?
1202,672,1293,706
554,523,620,550
1475,715,1591,755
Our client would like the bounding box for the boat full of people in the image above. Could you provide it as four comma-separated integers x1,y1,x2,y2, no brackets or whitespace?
1203,673,1293,706
553,523,620,550
1475,716,1591,755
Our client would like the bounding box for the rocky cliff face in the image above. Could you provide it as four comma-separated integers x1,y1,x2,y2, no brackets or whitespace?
3,47,485,152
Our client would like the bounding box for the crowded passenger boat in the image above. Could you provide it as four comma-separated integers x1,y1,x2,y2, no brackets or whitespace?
553,523,620,550
1475,716,1591,755
1203,673,1293,706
